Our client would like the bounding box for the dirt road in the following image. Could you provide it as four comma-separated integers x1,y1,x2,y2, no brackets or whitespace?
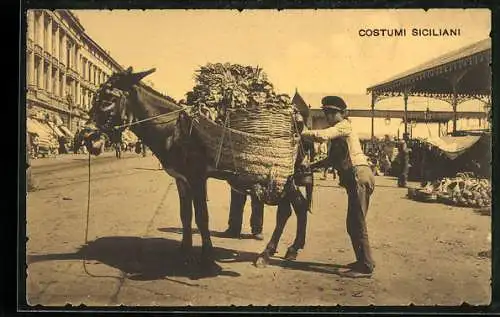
26,152,491,306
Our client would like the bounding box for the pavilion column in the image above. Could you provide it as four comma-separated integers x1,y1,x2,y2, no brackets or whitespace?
449,69,468,134
452,85,458,133
370,93,375,142
403,92,409,140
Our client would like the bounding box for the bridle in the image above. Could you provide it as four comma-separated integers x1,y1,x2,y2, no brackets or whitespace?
91,83,188,139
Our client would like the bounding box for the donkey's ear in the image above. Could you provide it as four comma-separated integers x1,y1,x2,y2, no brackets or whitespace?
129,68,156,85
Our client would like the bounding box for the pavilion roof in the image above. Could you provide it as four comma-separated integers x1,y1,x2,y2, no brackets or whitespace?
367,39,491,99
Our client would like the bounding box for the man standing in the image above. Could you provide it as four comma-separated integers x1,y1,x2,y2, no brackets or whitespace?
397,140,410,188
27,131,37,192
220,188,264,240
302,95,375,278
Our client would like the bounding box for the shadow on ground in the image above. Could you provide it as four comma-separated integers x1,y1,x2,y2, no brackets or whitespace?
27,236,262,281
134,167,163,171
159,227,263,240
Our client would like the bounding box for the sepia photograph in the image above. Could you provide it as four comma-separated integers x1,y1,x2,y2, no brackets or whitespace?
24,8,492,307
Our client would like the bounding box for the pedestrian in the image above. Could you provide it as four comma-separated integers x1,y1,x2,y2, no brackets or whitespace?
26,131,37,192
32,134,39,159
220,188,265,240
302,95,375,278
58,136,67,155
397,140,410,188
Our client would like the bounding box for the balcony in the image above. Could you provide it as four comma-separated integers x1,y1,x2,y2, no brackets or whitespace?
67,68,79,80
43,51,51,62
34,44,42,57
27,39,34,51
51,56,58,66
58,61,65,71
35,89,50,102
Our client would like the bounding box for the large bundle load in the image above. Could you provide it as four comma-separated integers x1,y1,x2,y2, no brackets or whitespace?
186,63,299,204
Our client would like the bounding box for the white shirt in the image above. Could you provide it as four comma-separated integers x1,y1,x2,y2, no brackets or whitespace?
302,119,368,166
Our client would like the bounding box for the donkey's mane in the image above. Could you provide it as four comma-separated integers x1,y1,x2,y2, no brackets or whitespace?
135,82,180,113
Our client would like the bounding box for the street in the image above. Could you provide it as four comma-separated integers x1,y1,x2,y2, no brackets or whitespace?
26,152,491,306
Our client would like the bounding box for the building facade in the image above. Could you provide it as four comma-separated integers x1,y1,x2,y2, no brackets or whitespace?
26,9,124,132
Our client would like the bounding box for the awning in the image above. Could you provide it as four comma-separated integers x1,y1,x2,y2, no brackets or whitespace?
422,135,481,160
27,118,58,148
47,121,65,138
59,125,74,138
27,118,43,136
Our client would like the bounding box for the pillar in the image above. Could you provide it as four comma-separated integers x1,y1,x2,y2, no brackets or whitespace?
61,73,66,98
61,32,67,66
75,81,80,108
27,10,35,42
47,61,52,94
370,93,375,142
36,59,43,89
403,92,409,140
75,45,80,73
28,51,35,87
37,11,44,48
452,87,458,134
54,68,60,97
54,24,59,61
46,15,52,55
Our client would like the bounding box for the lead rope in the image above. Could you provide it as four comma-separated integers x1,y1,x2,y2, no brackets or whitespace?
81,152,205,288
81,152,120,279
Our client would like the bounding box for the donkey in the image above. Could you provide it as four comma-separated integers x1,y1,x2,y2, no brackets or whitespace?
82,67,313,269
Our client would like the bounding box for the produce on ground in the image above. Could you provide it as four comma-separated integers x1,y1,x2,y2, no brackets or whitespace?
420,173,491,208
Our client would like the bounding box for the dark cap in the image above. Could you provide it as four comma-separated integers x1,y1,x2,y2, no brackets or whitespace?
321,96,347,112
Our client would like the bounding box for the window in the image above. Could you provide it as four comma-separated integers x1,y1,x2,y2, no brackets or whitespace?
35,58,40,88
43,62,48,90
66,42,71,68
59,34,64,61
52,68,57,95
59,73,64,96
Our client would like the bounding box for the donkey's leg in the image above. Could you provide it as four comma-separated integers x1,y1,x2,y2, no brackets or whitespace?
192,179,215,265
254,198,292,268
285,187,309,260
176,179,193,253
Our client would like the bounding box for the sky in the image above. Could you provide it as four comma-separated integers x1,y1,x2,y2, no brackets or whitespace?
73,9,490,107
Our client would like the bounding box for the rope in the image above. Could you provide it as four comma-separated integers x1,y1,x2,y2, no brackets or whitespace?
226,114,238,172
214,113,230,168
113,108,186,130
82,152,120,279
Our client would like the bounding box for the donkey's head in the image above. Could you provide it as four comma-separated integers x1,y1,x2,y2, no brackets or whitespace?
85,67,156,155
90,67,156,133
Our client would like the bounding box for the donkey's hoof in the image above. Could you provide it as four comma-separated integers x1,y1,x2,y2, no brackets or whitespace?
254,254,269,268
284,247,299,261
